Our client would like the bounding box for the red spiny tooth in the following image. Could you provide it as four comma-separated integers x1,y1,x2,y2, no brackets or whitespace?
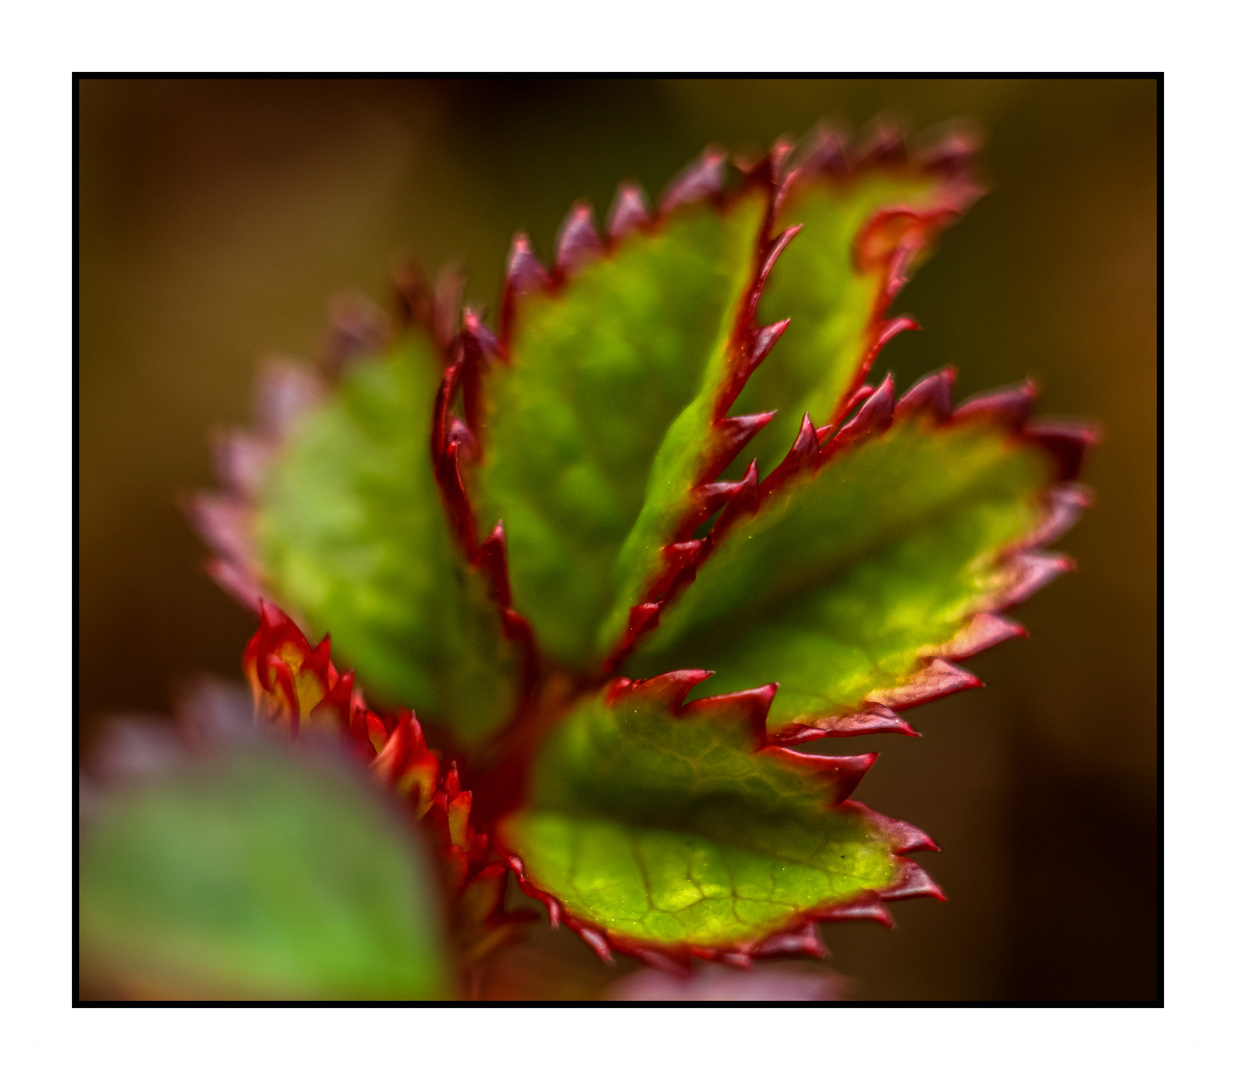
751,225,802,299
773,705,919,742
818,895,894,927
477,522,512,608
684,683,778,741
212,431,270,500
626,947,690,975
794,126,847,179
764,412,820,492
305,634,333,683
255,361,324,440
869,658,982,710
690,477,747,522
661,539,703,579
880,863,947,902
606,182,650,239
320,293,389,377
1025,420,1102,482
935,612,1026,660
504,233,550,295
545,896,562,929
627,601,662,639
312,667,353,732
872,314,920,349
263,656,300,732
896,367,955,423
436,440,477,558
448,790,472,848
855,125,908,168
832,375,895,451
444,761,461,799
604,677,636,706
852,803,940,854
711,460,760,538
643,540,703,600
711,411,775,469
753,924,825,959
917,129,981,176
431,362,462,459
999,551,1074,606
499,607,533,643
578,927,614,964
1025,484,1093,547
461,308,501,358
761,748,876,803
660,148,726,213
718,951,753,970
840,383,876,417
365,711,388,754
745,318,791,377
555,201,603,274
627,669,715,711
446,416,478,463
501,234,549,343
186,494,252,568
953,379,1038,429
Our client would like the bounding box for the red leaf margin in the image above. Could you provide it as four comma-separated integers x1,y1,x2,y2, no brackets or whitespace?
621,366,1098,745
430,127,984,676
494,669,945,972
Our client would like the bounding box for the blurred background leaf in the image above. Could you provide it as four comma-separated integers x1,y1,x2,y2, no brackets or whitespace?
80,736,452,999
78,77,1157,1000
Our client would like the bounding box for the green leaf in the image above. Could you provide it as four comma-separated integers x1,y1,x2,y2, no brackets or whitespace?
730,133,980,476
253,330,522,746
627,376,1085,739
498,673,937,959
473,169,768,669
80,742,451,999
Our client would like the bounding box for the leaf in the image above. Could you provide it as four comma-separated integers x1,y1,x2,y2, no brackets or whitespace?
497,671,940,964
626,371,1095,740
197,321,526,748
468,154,775,669
80,742,451,1000
730,126,982,475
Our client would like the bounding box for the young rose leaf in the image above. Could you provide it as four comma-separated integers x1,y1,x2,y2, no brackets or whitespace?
497,672,939,964
210,326,525,748
730,127,982,475
470,157,771,670
625,373,1094,740
80,742,451,1000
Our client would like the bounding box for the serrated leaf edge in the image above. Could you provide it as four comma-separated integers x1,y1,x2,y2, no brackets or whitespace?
495,670,943,969
615,367,1096,744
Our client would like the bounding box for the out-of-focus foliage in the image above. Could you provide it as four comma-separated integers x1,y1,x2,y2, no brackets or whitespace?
80,738,451,999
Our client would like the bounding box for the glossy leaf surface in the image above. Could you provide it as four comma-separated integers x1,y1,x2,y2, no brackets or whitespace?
254,332,521,745
628,393,1073,738
498,674,934,958
475,183,766,668
80,743,451,999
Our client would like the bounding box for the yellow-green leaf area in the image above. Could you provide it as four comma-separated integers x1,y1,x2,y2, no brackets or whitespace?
629,417,1054,732
80,744,451,999
255,332,519,745
733,170,956,474
500,686,901,949
477,193,765,668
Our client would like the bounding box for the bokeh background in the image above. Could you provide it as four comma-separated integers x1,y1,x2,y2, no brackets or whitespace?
78,78,1158,1001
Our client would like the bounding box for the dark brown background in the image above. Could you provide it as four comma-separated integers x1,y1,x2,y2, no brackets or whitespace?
78,77,1159,1001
